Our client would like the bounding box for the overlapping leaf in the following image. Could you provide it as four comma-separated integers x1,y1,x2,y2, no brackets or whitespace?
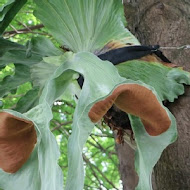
29,36,63,57
34,0,139,53
0,0,27,35
116,60,190,102
129,113,177,190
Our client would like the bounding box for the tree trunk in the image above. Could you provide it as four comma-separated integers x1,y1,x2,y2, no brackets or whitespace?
115,142,138,190
116,0,190,189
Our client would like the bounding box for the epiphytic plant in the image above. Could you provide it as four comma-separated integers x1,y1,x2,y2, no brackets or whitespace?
0,0,189,190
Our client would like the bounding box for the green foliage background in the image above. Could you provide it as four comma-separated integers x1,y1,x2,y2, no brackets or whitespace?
0,1,121,189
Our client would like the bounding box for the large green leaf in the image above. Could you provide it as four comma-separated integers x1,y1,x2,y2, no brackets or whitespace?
0,0,27,35
129,107,177,189
34,0,139,52
117,60,190,102
29,36,63,57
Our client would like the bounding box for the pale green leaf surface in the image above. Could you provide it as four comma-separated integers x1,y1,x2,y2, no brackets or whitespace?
29,36,63,57
34,0,139,53
129,109,177,189
30,61,58,87
117,60,190,102
0,52,177,190
60,79,81,102
0,0,27,35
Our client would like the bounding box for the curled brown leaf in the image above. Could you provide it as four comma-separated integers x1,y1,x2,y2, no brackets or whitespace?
89,84,171,136
0,112,37,173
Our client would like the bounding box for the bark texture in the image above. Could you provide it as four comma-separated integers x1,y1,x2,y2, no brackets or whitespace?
115,0,190,189
115,142,138,190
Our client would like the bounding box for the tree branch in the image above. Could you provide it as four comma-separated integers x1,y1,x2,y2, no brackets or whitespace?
3,24,45,35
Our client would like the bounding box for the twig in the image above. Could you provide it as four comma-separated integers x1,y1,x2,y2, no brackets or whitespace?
85,174,100,188
6,31,51,38
3,24,44,35
83,156,103,189
16,20,32,32
9,24,19,33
